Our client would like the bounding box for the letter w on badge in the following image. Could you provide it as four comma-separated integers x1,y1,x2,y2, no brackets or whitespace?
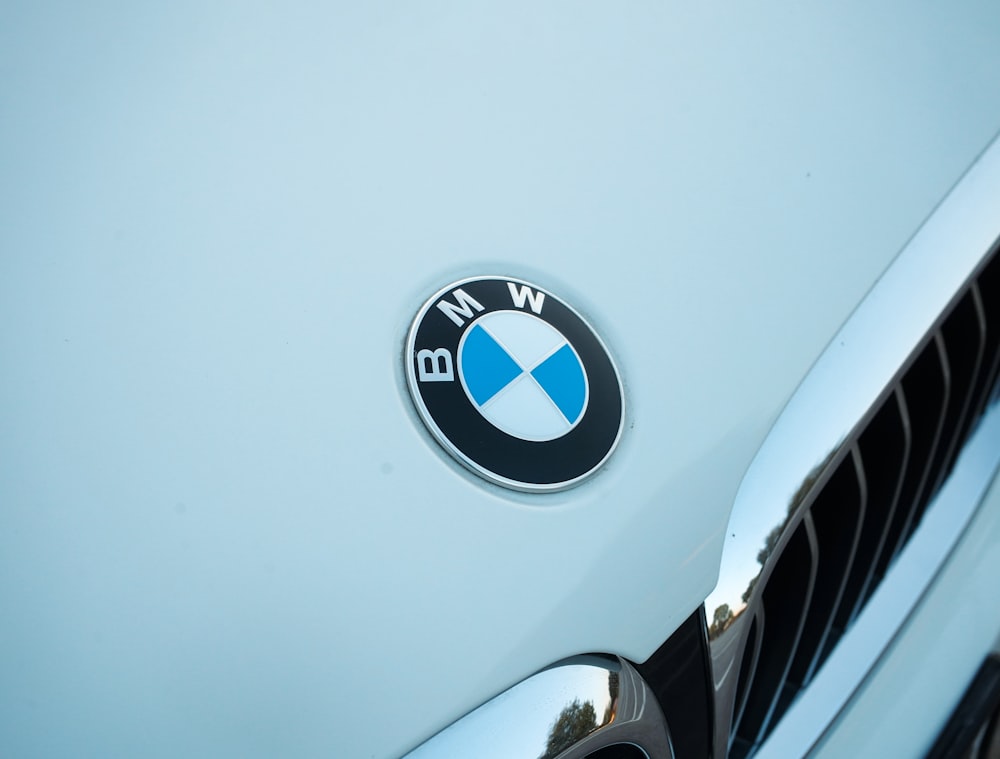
508,282,545,314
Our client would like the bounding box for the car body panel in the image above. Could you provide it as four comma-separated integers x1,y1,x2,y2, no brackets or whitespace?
3,2,1000,757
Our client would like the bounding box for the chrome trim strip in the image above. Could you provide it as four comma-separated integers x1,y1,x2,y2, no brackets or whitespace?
706,130,1000,755
403,655,672,759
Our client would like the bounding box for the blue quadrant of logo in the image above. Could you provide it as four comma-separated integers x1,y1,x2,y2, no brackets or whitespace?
461,325,523,405
531,344,586,423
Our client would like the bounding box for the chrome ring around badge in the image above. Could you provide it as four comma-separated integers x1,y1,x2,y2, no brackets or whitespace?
404,276,624,492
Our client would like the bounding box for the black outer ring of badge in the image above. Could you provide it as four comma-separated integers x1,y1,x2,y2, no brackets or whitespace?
405,276,625,492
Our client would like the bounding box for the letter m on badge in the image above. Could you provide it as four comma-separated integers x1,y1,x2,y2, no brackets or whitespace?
436,288,484,327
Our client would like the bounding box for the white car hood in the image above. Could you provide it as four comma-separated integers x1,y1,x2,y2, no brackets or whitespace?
3,3,1000,757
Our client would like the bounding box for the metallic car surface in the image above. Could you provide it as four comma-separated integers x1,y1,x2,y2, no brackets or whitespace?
406,655,672,759
3,2,1000,757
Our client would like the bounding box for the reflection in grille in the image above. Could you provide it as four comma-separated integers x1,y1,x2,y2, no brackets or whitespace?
727,246,1000,758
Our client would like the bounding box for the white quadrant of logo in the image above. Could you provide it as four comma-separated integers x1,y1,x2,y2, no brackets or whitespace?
457,311,589,441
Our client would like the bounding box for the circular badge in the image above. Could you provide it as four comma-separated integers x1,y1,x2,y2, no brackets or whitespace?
405,276,624,491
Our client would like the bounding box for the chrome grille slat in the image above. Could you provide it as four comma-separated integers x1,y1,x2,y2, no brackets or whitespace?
786,446,866,692
887,335,950,564
843,389,910,626
926,301,984,506
972,257,1000,421
732,519,818,756
869,383,919,583
731,611,762,745
899,334,953,540
943,287,989,475
962,285,993,429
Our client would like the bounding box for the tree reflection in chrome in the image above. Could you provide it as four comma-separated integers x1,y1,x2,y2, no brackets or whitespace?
539,698,598,759
539,669,620,759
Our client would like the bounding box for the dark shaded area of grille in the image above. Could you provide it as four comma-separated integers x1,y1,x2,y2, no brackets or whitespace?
634,609,714,759
926,654,1000,759
584,745,648,759
728,244,1000,759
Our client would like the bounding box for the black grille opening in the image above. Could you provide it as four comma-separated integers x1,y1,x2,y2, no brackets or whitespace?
936,292,986,482
785,450,864,690
839,390,906,627
585,745,648,759
888,336,950,562
732,523,816,756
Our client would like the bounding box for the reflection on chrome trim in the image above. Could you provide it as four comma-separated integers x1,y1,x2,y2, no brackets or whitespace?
706,130,1000,758
403,655,672,759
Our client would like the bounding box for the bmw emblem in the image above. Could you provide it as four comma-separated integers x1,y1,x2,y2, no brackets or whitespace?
405,276,624,492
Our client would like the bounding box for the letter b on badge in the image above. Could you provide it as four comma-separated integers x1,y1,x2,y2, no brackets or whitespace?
417,348,454,382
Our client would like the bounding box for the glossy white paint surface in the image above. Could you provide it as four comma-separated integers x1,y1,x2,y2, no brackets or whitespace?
2,2,1000,757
